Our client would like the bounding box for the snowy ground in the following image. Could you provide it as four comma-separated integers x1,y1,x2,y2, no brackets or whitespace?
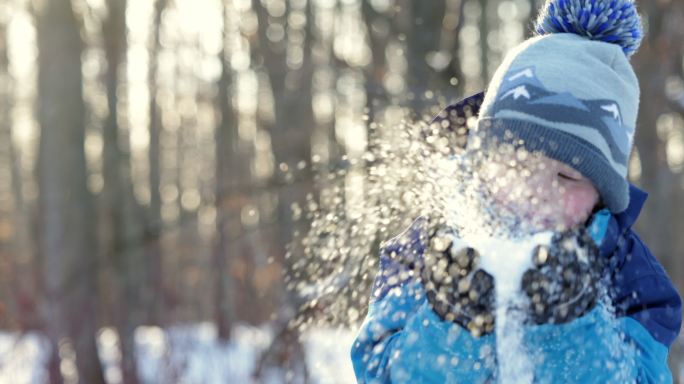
0,324,358,384
5,325,683,383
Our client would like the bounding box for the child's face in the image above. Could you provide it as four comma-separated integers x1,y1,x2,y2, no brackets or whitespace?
481,149,600,232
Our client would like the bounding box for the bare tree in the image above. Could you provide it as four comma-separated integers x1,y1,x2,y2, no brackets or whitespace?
147,0,168,327
441,0,467,98
362,0,394,121
404,0,448,113
100,0,143,381
35,0,105,382
213,0,238,341
0,11,28,331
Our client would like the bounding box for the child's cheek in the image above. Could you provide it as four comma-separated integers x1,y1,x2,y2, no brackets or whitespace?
563,185,599,226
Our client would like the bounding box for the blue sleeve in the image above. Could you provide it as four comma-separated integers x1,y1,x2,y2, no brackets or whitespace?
525,306,672,384
523,304,641,383
350,280,424,383
350,281,497,383
620,316,673,383
349,219,428,383
523,305,673,383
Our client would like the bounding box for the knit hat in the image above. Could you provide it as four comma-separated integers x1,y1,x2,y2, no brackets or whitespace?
473,0,644,213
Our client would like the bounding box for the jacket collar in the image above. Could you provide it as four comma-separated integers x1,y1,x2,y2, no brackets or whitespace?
615,184,647,230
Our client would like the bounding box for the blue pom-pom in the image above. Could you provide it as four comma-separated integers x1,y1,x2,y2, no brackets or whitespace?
534,0,643,56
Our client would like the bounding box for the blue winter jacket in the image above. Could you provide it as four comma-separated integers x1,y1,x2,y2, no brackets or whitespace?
350,94,682,383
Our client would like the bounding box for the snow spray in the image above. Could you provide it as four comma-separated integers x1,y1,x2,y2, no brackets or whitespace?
478,233,552,384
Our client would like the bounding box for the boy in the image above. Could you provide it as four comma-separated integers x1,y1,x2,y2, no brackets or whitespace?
351,0,682,382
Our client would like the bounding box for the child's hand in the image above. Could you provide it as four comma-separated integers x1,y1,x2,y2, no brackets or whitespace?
421,225,496,337
521,228,604,324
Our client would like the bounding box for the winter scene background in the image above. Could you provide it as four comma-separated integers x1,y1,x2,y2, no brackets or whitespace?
1,0,684,383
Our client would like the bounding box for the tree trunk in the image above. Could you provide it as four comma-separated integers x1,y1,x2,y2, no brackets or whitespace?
36,0,105,382
478,0,489,87
213,16,237,339
147,0,167,327
443,0,467,98
0,15,28,329
405,0,447,114
362,0,392,123
101,0,142,382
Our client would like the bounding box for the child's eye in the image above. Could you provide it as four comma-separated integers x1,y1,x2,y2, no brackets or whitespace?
558,172,579,181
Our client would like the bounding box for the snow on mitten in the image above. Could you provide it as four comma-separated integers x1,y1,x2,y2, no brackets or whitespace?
421,224,496,337
521,227,605,324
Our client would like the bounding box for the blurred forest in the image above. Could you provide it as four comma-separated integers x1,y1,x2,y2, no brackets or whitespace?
1,0,684,382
